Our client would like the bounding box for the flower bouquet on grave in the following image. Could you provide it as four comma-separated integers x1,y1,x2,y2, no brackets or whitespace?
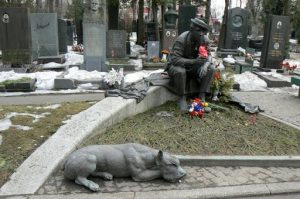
211,67,234,102
281,61,297,75
103,68,124,89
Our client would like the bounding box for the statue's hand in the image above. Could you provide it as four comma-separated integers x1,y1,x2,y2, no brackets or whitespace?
192,57,207,65
198,61,210,78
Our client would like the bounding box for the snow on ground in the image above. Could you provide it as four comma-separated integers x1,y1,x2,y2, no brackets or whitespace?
234,72,268,91
0,112,50,131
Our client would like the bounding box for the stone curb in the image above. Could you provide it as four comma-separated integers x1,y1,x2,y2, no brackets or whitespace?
177,155,300,167
3,182,300,199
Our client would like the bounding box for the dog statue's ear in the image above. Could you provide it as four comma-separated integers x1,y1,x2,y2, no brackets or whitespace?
156,150,163,166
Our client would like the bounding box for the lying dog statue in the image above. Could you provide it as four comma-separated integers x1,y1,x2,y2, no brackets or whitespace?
63,143,186,191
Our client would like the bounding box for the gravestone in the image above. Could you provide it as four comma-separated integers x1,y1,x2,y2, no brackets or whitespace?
58,19,68,54
83,0,108,72
83,23,106,71
107,30,126,58
66,20,74,45
0,8,32,64
146,22,157,41
260,15,290,69
225,7,250,49
31,13,59,60
147,41,160,61
178,5,196,35
217,7,250,57
162,5,178,51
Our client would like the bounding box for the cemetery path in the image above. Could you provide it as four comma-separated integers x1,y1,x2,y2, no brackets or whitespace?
231,90,300,129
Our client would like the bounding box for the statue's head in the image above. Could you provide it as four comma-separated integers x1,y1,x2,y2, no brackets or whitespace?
190,18,209,43
90,0,99,12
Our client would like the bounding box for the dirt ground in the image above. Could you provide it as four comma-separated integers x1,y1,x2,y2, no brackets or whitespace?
0,101,94,187
84,101,300,156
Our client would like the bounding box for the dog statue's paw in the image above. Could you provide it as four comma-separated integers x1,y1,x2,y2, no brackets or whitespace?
102,172,113,181
88,181,100,192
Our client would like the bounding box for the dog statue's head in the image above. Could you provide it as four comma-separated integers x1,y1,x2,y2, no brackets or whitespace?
155,150,186,182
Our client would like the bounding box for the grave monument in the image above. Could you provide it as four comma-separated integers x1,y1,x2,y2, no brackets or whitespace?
260,15,290,69
83,0,107,71
106,30,127,58
30,13,59,60
58,19,68,54
0,8,32,65
162,5,178,52
178,5,196,35
217,7,251,57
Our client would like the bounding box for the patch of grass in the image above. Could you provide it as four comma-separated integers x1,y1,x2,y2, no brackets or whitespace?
84,101,300,156
0,77,32,86
0,101,94,187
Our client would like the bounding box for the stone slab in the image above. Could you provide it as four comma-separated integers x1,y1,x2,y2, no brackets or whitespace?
224,7,250,49
235,60,253,74
106,30,126,58
143,62,166,70
0,8,32,64
37,55,65,64
260,15,290,69
54,78,77,89
83,23,106,72
57,19,68,54
31,13,59,60
253,72,291,87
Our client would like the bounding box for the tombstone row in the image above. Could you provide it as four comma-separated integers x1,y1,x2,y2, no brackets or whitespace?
0,8,74,66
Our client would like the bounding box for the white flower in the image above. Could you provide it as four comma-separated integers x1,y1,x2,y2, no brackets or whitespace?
104,68,124,86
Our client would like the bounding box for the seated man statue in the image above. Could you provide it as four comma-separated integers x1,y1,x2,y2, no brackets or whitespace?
165,18,213,110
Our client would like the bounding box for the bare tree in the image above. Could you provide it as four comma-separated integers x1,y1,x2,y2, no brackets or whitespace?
137,0,144,45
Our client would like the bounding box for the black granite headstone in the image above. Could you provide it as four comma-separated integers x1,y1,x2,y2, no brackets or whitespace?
224,7,250,49
178,5,196,35
107,30,126,58
260,15,290,69
146,22,157,41
58,19,68,54
0,8,32,64
66,20,74,45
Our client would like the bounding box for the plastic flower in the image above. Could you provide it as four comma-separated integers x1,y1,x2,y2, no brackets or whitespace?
104,68,124,86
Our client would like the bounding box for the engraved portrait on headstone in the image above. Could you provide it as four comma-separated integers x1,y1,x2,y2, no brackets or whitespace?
2,13,9,23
